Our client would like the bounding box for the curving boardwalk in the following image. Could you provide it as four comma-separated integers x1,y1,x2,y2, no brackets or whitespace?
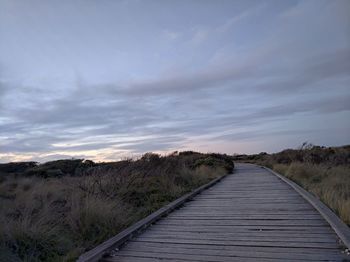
101,163,348,261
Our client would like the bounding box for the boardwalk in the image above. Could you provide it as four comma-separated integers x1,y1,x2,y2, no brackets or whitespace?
102,163,347,261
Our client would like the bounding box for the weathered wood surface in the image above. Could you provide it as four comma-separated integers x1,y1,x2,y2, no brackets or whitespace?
102,163,348,261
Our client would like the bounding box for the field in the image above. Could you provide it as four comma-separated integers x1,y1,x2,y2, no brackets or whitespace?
233,144,350,225
0,152,234,262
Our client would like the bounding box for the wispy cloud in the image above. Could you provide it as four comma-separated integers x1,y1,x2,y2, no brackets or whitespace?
0,0,349,162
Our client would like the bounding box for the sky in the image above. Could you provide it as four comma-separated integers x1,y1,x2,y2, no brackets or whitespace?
0,0,349,162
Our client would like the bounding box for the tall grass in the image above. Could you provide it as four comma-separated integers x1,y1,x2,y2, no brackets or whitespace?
0,152,233,261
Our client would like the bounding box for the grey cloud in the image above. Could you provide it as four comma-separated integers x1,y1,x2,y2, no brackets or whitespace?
306,48,350,78
1,72,349,158
117,136,183,152
0,133,71,153
1,0,349,161
91,48,350,98
214,129,317,142
254,48,350,93
122,64,254,96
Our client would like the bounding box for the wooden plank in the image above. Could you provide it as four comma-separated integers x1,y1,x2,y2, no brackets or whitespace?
171,210,320,215
132,238,341,249
137,234,338,244
141,230,338,239
105,250,346,262
182,203,313,207
119,245,346,261
180,198,310,203
155,219,328,226
182,205,312,209
176,207,315,211
168,214,323,219
103,256,186,262
104,252,334,262
192,199,306,202
126,241,343,255
142,225,335,233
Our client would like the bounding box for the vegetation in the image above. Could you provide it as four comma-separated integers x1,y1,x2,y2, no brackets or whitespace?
0,152,233,262
233,144,350,225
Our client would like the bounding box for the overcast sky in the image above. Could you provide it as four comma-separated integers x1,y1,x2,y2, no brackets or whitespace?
0,0,349,162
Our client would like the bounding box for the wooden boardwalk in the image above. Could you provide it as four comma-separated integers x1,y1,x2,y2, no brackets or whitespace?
102,163,348,261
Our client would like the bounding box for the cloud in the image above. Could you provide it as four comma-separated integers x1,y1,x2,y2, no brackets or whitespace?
0,0,349,162
253,48,350,93
0,66,349,161
163,29,181,41
107,48,350,97
214,128,317,142
189,28,210,46
216,3,266,33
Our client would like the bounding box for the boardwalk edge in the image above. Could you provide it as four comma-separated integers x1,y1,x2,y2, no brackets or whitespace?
77,172,230,262
262,165,350,249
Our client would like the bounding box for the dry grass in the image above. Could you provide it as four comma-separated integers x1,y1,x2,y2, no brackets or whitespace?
0,152,233,261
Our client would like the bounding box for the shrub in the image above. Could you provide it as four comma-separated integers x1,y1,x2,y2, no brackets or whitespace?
0,162,37,175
